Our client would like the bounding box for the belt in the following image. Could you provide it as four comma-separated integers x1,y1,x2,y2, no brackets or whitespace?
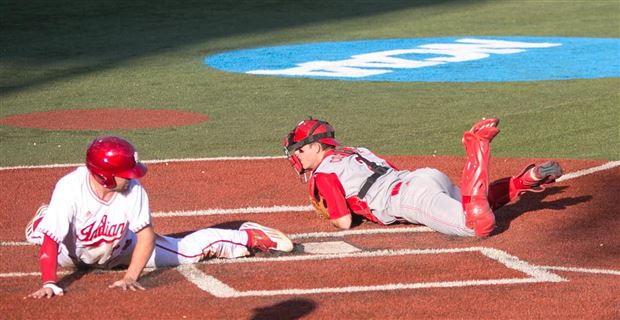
391,182,402,196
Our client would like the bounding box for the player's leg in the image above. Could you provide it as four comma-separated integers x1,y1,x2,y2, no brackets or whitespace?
141,224,293,267
239,222,294,252
461,118,499,237
488,161,563,209
147,229,250,267
394,168,475,237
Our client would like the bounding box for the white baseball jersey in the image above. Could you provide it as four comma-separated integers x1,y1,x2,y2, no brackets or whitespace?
36,166,150,267
34,167,254,269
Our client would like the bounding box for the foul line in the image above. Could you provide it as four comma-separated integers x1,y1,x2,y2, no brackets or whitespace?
289,226,433,240
1,157,617,177
541,265,620,276
556,160,620,182
152,205,312,218
118,160,620,218
0,155,286,171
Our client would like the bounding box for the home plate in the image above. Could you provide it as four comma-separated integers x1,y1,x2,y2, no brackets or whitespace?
300,241,362,254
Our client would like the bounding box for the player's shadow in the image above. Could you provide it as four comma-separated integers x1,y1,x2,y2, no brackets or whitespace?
133,267,178,289
250,298,317,320
56,267,91,290
491,186,592,235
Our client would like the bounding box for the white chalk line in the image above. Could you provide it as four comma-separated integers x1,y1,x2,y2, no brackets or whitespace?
289,226,433,240
152,205,312,218
0,155,286,171
540,265,620,276
177,246,568,298
556,160,620,182
77,160,620,219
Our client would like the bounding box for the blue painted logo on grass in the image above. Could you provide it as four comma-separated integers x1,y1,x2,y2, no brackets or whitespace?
204,37,620,82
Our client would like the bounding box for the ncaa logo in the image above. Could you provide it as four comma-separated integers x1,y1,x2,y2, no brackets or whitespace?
204,37,620,82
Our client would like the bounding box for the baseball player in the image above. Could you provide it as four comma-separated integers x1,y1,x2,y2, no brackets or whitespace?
25,136,294,299
283,117,563,237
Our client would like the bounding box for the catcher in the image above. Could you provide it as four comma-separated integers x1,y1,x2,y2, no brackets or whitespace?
283,117,563,237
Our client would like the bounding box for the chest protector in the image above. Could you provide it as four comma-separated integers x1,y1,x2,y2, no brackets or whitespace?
309,148,391,224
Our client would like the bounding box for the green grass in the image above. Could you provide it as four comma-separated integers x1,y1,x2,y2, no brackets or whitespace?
1,0,619,166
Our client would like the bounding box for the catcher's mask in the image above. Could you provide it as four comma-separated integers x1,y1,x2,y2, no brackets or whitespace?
283,118,340,177
86,136,147,189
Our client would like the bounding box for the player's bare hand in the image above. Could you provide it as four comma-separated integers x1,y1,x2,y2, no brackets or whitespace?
109,276,145,291
25,284,64,299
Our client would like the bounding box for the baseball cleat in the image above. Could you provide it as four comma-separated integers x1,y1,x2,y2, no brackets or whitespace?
240,222,294,253
25,204,47,245
532,161,563,185
518,161,563,190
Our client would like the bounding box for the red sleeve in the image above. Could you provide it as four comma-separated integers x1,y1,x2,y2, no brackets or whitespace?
40,234,59,284
314,173,351,220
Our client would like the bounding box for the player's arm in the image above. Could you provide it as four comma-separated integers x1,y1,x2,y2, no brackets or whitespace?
315,173,353,230
109,225,156,291
26,234,63,299
330,214,353,230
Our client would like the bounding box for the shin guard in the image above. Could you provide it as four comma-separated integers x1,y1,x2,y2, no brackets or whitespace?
461,119,499,237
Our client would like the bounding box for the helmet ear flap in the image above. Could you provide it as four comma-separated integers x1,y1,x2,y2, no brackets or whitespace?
94,173,116,189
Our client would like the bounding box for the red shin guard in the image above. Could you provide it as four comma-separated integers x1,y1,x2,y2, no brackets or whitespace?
461,119,499,237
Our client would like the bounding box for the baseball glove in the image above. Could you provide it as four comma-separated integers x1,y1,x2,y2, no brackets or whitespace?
310,196,330,220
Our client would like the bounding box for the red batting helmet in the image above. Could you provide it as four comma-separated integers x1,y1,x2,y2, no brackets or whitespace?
283,118,340,175
86,136,147,188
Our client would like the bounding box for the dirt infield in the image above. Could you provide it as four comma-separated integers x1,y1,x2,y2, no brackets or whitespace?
1,156,619,319
0,108,208,130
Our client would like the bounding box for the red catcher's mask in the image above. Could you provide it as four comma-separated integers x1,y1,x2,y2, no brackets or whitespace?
283,119,340,177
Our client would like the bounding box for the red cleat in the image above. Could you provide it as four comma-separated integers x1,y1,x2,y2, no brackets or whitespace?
240,222,294,252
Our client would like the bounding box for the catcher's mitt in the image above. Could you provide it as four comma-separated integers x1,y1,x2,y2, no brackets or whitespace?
310,196,330,220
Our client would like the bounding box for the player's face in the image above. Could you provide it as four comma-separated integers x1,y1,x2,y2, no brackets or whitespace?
294,142,321,170
112,176,131,193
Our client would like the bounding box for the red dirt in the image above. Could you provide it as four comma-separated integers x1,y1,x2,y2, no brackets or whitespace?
1,156,619,319
0,108,208,130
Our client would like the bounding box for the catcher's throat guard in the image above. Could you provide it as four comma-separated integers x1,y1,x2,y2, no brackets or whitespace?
283,144,306,179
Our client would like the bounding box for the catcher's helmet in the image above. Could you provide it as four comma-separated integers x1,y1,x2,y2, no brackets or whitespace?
283,118,340,175
86,136,147,188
